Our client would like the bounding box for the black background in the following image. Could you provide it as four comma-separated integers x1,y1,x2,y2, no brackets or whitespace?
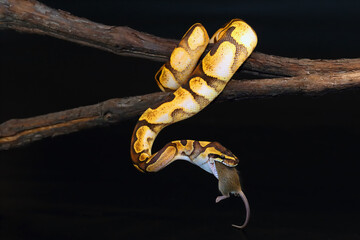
1,0,360,239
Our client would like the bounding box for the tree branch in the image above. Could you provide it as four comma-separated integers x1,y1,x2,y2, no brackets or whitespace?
1,71,360,150
1,0,360,77
1,0,360,150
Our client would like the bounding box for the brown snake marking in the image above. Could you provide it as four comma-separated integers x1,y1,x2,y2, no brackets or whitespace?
130,19,257,228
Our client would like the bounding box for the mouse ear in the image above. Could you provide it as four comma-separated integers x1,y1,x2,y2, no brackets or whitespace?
232,190,250,229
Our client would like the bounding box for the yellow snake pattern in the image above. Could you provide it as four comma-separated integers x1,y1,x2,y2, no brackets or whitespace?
130,19,257,174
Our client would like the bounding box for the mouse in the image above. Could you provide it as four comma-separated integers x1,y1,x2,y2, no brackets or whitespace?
214,161,250,229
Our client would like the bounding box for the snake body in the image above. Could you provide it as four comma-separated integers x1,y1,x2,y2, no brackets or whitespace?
131,19,257,173
130,19,257,227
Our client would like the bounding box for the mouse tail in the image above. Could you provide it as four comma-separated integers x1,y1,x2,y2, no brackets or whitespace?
232,190,250,229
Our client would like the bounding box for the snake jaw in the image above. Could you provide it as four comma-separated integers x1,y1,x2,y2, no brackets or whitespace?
211,154,239,168
206,142,240,168
221,157,239,167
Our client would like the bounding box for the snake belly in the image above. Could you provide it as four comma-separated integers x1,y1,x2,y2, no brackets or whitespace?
130,19,257,174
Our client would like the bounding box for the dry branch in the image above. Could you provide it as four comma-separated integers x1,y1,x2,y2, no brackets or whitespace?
1,0,360,150
1,71,360,150
1,0,360,77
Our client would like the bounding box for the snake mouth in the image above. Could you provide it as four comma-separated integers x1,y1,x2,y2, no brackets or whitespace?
208,152,239,167
222,158,239,167
214,158,238,167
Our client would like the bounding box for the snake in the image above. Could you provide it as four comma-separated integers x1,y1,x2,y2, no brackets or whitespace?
130,19,257,228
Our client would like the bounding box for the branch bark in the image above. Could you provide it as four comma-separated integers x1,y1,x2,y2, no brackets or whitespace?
1,0,360,150
1,71,360,150
1,0,360,77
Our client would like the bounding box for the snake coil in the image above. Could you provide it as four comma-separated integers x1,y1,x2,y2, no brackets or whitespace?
130,19,257,228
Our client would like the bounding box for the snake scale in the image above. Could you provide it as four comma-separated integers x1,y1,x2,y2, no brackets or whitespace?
130,19,257,228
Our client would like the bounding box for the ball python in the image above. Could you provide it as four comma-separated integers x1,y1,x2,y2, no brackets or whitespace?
130,19,257,228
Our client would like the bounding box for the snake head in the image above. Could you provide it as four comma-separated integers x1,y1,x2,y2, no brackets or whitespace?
207,142,239,167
